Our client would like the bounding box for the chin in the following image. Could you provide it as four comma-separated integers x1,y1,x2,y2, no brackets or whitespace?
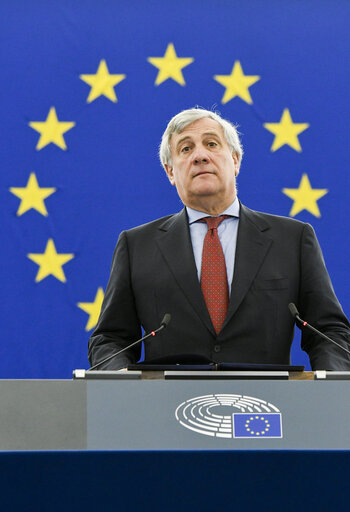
192,185,219,197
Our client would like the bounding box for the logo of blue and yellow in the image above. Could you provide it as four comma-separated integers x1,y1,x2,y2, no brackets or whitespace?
233,413,282,438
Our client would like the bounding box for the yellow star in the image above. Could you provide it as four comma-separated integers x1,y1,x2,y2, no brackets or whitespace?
264,108,309,152
79,59,126,103
29,107,75,150
147,43,194,86
77,287,104,331
283,174,328,217
213,61,260,104
9,173,56,216
27,239,74,283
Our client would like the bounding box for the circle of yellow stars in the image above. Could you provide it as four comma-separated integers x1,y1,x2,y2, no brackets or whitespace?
9,42,328,332
245,416,270,436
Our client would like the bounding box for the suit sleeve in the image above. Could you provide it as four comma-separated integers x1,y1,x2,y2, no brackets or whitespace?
298,223,350,370
88,231,142,370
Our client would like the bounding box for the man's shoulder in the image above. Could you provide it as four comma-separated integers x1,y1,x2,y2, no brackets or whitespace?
241,203,309,232
124,209,186,237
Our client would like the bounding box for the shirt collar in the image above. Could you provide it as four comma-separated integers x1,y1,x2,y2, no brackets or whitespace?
186,197,240,225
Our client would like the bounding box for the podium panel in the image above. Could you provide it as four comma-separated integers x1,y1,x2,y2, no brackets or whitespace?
87,379,350,450
0,376,349,451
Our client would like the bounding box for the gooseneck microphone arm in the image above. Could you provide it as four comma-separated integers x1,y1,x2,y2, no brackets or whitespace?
288,303,350,355
88,313,171,371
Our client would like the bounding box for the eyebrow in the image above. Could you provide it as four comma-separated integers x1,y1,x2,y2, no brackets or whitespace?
175,131,221,150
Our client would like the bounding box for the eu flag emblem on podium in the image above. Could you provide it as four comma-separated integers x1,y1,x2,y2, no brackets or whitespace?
233,413,282,438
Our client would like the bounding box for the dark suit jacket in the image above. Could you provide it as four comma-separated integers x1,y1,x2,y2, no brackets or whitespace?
88,204,350,370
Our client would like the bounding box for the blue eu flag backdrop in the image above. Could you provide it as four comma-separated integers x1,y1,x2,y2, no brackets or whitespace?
0,0,349,377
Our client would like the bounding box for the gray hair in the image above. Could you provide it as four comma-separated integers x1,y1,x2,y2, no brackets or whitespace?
159,107,243,171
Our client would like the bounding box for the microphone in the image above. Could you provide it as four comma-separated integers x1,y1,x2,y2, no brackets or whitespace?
88,313,171,371
288,303,299,319
288,303,350,355
160,313,171,328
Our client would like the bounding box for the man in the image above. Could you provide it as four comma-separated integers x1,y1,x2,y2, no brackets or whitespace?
88,108,350,370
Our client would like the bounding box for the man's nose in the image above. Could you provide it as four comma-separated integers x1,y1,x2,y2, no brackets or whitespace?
193,148,209,164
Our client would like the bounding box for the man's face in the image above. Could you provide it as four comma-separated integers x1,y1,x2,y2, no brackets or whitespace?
164,117,239,212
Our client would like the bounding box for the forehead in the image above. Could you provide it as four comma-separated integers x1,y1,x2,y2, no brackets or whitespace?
178,117,223,138
171,117,225,147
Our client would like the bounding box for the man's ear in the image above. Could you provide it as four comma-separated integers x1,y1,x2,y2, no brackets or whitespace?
232,152,240,176
164,164,175,185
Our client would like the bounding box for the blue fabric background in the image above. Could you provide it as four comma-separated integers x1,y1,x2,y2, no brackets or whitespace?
0,0,349,377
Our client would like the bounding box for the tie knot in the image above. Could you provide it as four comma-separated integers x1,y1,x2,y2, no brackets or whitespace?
200,215,229,231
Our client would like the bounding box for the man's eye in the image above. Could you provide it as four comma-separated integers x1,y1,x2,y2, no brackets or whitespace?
208,141,217,147
181,146,191,152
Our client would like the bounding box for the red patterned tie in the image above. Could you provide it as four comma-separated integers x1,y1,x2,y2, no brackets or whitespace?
200,216,229,334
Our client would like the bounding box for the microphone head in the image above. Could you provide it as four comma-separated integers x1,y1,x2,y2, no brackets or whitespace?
288,303,299,318
160,313,171,328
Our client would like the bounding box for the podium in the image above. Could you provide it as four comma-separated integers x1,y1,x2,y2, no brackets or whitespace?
1,372,349,510
1,370,350,450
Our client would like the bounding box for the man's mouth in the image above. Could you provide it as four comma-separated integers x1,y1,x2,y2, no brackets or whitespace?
193,170,214,177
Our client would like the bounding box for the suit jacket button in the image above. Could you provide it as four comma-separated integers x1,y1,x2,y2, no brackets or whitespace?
214,345,221,353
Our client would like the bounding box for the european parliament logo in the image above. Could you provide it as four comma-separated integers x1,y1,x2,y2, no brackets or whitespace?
175,394,283,439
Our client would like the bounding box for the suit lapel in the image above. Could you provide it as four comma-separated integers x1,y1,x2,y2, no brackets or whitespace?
155,208,215,335
221,204,273,330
